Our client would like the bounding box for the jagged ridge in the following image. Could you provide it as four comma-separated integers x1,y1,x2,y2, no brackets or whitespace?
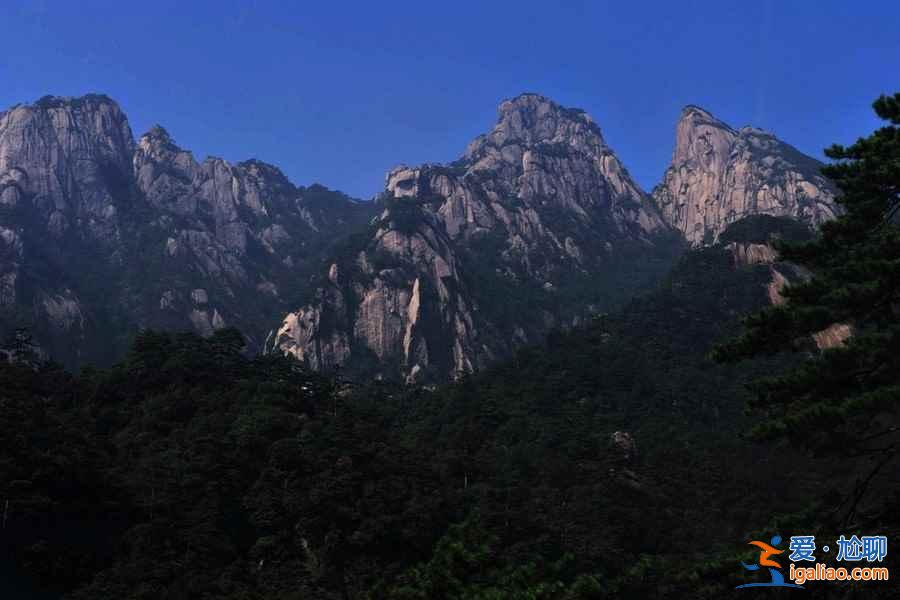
276,94,680,382
652,105,838,246
0,94,375,366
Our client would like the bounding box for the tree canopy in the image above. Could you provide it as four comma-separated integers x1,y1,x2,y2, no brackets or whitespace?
715,93,900,530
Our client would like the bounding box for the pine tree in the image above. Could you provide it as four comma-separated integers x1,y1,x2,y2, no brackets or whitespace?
714,93,900,524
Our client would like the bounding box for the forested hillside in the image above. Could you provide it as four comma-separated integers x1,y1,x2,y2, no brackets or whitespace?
4,216,893,599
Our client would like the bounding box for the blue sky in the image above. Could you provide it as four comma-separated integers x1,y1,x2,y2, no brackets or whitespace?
2,1,898,199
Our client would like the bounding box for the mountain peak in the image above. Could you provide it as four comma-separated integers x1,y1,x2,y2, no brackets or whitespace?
463,93,606,167
3,93,135,164
136,124,186,162
0,91,135,220
142,124,173,142
236,158,294,189
27,93,124,114
495,93,595,130
283,95,672,382
678,105,733,132
4,94,130,139
499,92,565,113
654,106,838,246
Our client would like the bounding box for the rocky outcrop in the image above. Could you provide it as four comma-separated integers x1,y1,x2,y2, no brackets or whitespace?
725,241,779,267
387,94,664,251
721,216,851,351
0,226,22,307
134,125,342,259
1,92,845,374
759,259,851,350
0,94,135,243
0,95,136,362
277,208,481,380
0,94,375,366
134,124,369,266
812,323,852,350
129,124,376,352
653,106,838,246
276,94,678,381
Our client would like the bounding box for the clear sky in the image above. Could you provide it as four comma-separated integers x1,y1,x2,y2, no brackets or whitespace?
2,1,898,199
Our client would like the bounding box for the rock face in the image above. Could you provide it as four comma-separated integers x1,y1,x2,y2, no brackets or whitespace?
0,94,375,366
1,92,843,375
129,124,374,351
0,95,135,240
653,106,838,246
0,226,22,307
719,215,851,351
277,94,680,381
0,95,138,362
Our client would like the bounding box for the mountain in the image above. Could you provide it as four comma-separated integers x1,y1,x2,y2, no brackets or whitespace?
652,105,838,246
0,94,375,366
0,93,842,376
129,124,373,348
4,216,878,600
275,94,682,382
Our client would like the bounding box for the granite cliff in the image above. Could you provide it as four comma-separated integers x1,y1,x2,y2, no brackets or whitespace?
0,93,842,377
653,106,838,246
0,94,374,365
276,94,680,381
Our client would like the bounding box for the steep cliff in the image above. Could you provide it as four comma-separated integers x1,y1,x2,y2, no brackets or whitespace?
0,95,374,366
2,92,843,373
0,94,135,240
129,125,374,350
652,106,838,246
0,95,138,362
276,94,681,381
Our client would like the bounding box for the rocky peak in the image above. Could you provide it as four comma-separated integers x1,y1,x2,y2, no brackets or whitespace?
279,94,677,382
464,93,604,158
1,94,135,164
0,94,140,364
385,94,663,240
131,128,375,351
235,159,298,212
457,94,636,201
0,94,135,240
137,125,180,156
134,126,200,214
138,124,187,156
136,127,296,226
653,105,838,246
0,92,377,367
238,159,292,185
679,105,730,128
144,124,173,141
671,105,736,167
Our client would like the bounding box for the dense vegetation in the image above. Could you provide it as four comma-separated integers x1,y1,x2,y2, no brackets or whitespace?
716,94,900,571
4,213,894,599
